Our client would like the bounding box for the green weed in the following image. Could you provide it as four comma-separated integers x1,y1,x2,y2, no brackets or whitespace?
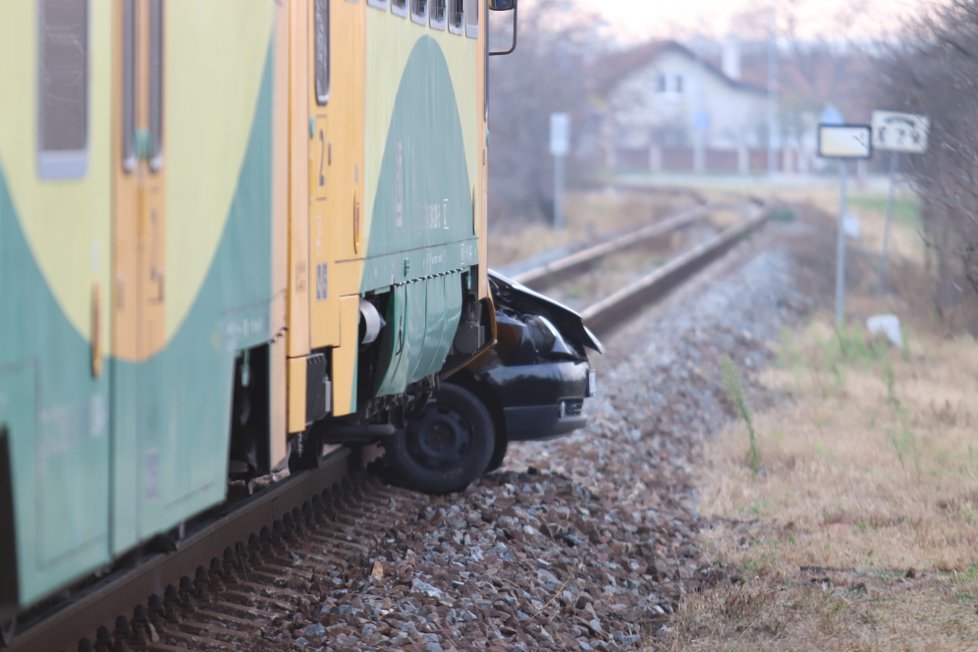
722,356,761,474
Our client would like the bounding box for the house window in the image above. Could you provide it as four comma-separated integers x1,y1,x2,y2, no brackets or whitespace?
675,75,684,94
411,0,427,24
315,0,329,105
430,0,446,28
392,0,408,15
38,0,89,180
448,0,463,33
656,74,667,94
464,0,478,38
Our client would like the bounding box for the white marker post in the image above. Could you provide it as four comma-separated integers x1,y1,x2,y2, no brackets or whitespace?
550,113,570,230
817,124,873,326
871,111,929,293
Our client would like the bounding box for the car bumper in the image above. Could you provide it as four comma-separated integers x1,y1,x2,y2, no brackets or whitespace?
478,359,593,442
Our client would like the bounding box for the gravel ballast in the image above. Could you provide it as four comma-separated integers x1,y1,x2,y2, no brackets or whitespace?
270,219,826,651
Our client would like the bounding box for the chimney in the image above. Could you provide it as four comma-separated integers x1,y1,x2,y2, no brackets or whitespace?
721,38,741,81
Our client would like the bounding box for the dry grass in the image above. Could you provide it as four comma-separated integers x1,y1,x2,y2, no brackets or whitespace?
667,323,978,651
664,187,978,651
773,185,926,267
489,189,724,267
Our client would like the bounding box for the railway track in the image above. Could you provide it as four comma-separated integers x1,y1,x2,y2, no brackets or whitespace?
7,196,771,652
512,197,770,336
8,449,428,651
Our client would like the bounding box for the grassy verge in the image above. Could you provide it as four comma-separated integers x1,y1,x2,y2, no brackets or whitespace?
667,321,978,651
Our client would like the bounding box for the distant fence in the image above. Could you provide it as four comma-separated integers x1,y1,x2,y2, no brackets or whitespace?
612,145,811,175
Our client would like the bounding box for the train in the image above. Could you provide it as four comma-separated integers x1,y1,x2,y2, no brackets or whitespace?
0,0,524,631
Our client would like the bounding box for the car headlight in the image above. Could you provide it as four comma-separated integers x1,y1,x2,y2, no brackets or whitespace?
526,315,577,359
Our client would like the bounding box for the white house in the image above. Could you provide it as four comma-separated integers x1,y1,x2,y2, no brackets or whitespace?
595,41,780,174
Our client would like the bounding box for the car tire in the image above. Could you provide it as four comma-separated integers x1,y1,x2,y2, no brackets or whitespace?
385,383,494,494
485,434,508,473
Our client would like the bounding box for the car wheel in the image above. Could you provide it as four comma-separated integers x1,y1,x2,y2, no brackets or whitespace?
1,617,15,648
386,383,494,494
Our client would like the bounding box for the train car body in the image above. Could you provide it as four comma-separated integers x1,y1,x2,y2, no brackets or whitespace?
0,0,492,618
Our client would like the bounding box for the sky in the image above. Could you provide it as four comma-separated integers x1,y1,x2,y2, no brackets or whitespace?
574,0,941,42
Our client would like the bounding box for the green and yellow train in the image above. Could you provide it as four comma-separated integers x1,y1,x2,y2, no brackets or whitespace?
0,0,516,623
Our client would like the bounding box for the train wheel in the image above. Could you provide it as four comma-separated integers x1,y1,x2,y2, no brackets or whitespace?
386,383,493,494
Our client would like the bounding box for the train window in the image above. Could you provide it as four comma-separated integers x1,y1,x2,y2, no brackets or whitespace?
392,0,408,16
122,0,136,172
464,0,478,38
315,0,329,105
38,0,89,180
367,0,389,9
448,0,463,33
411,0,427,25
430,0,446,28
148,0,163,170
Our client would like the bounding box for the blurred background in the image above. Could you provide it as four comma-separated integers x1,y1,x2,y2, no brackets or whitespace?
487,0,978,329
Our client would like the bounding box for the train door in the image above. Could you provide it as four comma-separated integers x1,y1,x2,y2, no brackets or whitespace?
307,0,365,417
111,0,166,552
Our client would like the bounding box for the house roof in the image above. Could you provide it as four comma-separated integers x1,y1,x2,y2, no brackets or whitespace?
594,39,770,98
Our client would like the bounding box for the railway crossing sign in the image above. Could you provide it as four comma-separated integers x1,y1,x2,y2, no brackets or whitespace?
817,124,873,159
872,111,929,154
816,122,873,326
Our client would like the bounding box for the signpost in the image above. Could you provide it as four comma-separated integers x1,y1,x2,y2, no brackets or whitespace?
872,111,930,292
549,113,570,230
817,123,872,326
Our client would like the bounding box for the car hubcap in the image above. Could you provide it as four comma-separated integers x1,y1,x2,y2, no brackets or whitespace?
407,404,471,470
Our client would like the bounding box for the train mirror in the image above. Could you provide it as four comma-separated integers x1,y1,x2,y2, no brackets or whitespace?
488,0,518,56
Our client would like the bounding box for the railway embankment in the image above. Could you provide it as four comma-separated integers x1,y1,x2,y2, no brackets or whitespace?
668,197,978,651
262,203,822,650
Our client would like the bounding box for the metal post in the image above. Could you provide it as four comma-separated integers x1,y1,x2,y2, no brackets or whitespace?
836,161,849,326
767,6,779,177
878,151,900,294
553,154,565,230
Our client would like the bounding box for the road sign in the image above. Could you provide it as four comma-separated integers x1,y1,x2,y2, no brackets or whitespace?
872,111,929,154
550,113,570,157
817,124,872,159
821,104,844,125
843,212,861,240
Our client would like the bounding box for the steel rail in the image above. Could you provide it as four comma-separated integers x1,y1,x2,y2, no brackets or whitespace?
8,450,355,652
581,206,770,337
512,204,719,291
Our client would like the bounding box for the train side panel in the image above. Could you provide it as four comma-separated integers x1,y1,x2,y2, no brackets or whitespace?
0,0,114,609
0,0,280,612
109,0,277,551
285,0,491,426
306,0,367,417
360,3,486,399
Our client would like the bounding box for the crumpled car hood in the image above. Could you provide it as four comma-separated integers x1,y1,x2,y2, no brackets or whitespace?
489,270,605,355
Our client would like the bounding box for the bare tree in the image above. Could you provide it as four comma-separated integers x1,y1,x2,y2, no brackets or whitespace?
876,0,978,329
488,0,608,225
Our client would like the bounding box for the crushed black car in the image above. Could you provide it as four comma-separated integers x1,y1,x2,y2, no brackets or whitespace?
385,271,603,494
